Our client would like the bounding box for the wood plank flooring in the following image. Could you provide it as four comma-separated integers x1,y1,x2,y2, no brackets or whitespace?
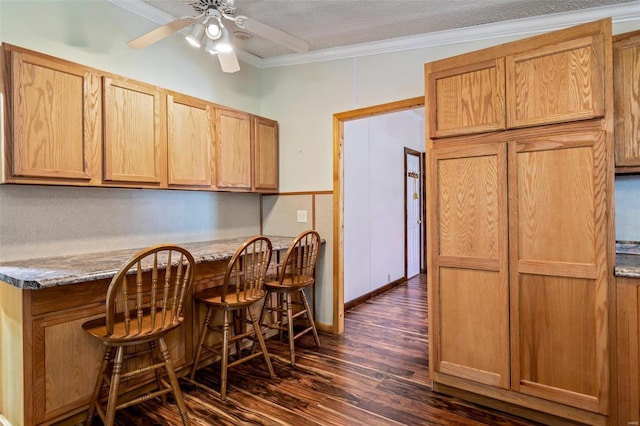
107,274,542,425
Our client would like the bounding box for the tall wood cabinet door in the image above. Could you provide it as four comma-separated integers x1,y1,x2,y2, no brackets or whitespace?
616,277,640,426
613,31,640,169
215,108,251,191
426,58,505,138
252,116,278,192
103,77,164,185
506,32,605,129
167,93,214,188
429,139,510,389
8,49,101,183
509,126,610,414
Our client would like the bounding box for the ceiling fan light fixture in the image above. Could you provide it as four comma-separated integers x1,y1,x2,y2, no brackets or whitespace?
204,38,217,55
205,22,221,40
215,27,233,53
185,23,205,48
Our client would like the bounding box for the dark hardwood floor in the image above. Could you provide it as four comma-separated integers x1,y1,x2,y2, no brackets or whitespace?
109,274,543,425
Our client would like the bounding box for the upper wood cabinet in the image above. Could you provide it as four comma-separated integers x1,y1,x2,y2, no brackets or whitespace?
2,43,278,193
2,46,101,184
426,58,506,138
613,30,640,172
102,77,163,186
427,21,606,139
252,115,279,192
215,107,252,191
167,92,214,188
506,34,605,129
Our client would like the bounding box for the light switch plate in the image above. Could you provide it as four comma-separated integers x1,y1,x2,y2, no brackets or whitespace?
296,210,308,223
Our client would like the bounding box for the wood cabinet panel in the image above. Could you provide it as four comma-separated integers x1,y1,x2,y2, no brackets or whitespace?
167,92,214,187
427,59,505,138
103,77,163,185
616,277,640,426
613,30,640,171
509,128,609,414
215,108,251,190
7,48,101,183
430,140,509,389
507,35,605,129
252,116,278,192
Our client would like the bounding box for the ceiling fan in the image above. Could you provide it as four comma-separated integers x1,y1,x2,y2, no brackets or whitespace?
128,0,309,73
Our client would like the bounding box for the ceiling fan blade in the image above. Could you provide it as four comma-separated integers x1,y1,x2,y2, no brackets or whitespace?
218,50,240,73
240,17,309,53
128,17,196,49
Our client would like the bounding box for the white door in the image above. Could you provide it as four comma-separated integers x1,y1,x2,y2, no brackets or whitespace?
406,152,421,278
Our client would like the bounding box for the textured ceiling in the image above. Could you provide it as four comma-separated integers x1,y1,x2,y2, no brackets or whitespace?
137,0,638,58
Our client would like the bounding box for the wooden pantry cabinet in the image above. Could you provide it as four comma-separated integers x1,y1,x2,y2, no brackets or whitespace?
426,19,614,425
1,43,278,192
613,30,640,172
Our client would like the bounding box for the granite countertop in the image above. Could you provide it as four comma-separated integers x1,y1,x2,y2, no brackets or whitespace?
616,241,640,278
0,236,295,290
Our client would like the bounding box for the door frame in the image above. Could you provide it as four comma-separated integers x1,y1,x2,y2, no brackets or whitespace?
332,96,424,333
404,147,425,278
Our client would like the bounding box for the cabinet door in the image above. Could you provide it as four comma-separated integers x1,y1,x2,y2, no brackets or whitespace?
613,31,640,169
616,277,640,426
8,49,101,183
252,116,278,192
426,58,505,138
167,93,213,187
429,139,510,388
506,34,605,129
103,77,163,185
215,108,251,190
509,126,610,413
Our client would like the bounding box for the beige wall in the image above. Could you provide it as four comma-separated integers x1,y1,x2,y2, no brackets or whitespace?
261,192,333,326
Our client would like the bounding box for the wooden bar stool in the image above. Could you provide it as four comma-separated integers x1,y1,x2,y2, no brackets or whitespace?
190,236,275,400
82,244,196,426
258,230,321,366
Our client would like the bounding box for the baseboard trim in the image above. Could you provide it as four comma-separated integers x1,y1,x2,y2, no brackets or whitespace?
344,277,406,312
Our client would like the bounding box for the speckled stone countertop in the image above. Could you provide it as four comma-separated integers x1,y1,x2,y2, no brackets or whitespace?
616,241,640,278
0,236,295,290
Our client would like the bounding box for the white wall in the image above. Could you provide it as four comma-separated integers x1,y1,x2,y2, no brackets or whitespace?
344,110,424,302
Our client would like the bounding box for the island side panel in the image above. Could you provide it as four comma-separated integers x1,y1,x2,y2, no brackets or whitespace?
0,281,24,426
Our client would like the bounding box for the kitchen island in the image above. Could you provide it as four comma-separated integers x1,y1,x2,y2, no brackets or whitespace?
0,236,295,426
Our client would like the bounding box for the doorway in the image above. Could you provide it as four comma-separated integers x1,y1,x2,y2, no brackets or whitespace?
333,96,424,333
405,148,424,279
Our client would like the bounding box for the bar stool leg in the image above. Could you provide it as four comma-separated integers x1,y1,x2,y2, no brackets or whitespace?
105,346,125,425
221,310,231,400
286,293,296,366
300,289,321,347
190,306,213,380
158,337,190,425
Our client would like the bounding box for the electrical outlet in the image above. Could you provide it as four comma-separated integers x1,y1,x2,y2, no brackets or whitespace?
296,210,308,223
387,274,391,282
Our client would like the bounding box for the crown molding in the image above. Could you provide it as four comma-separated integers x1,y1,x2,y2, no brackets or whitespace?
109,0,640,69
260,2,640,68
